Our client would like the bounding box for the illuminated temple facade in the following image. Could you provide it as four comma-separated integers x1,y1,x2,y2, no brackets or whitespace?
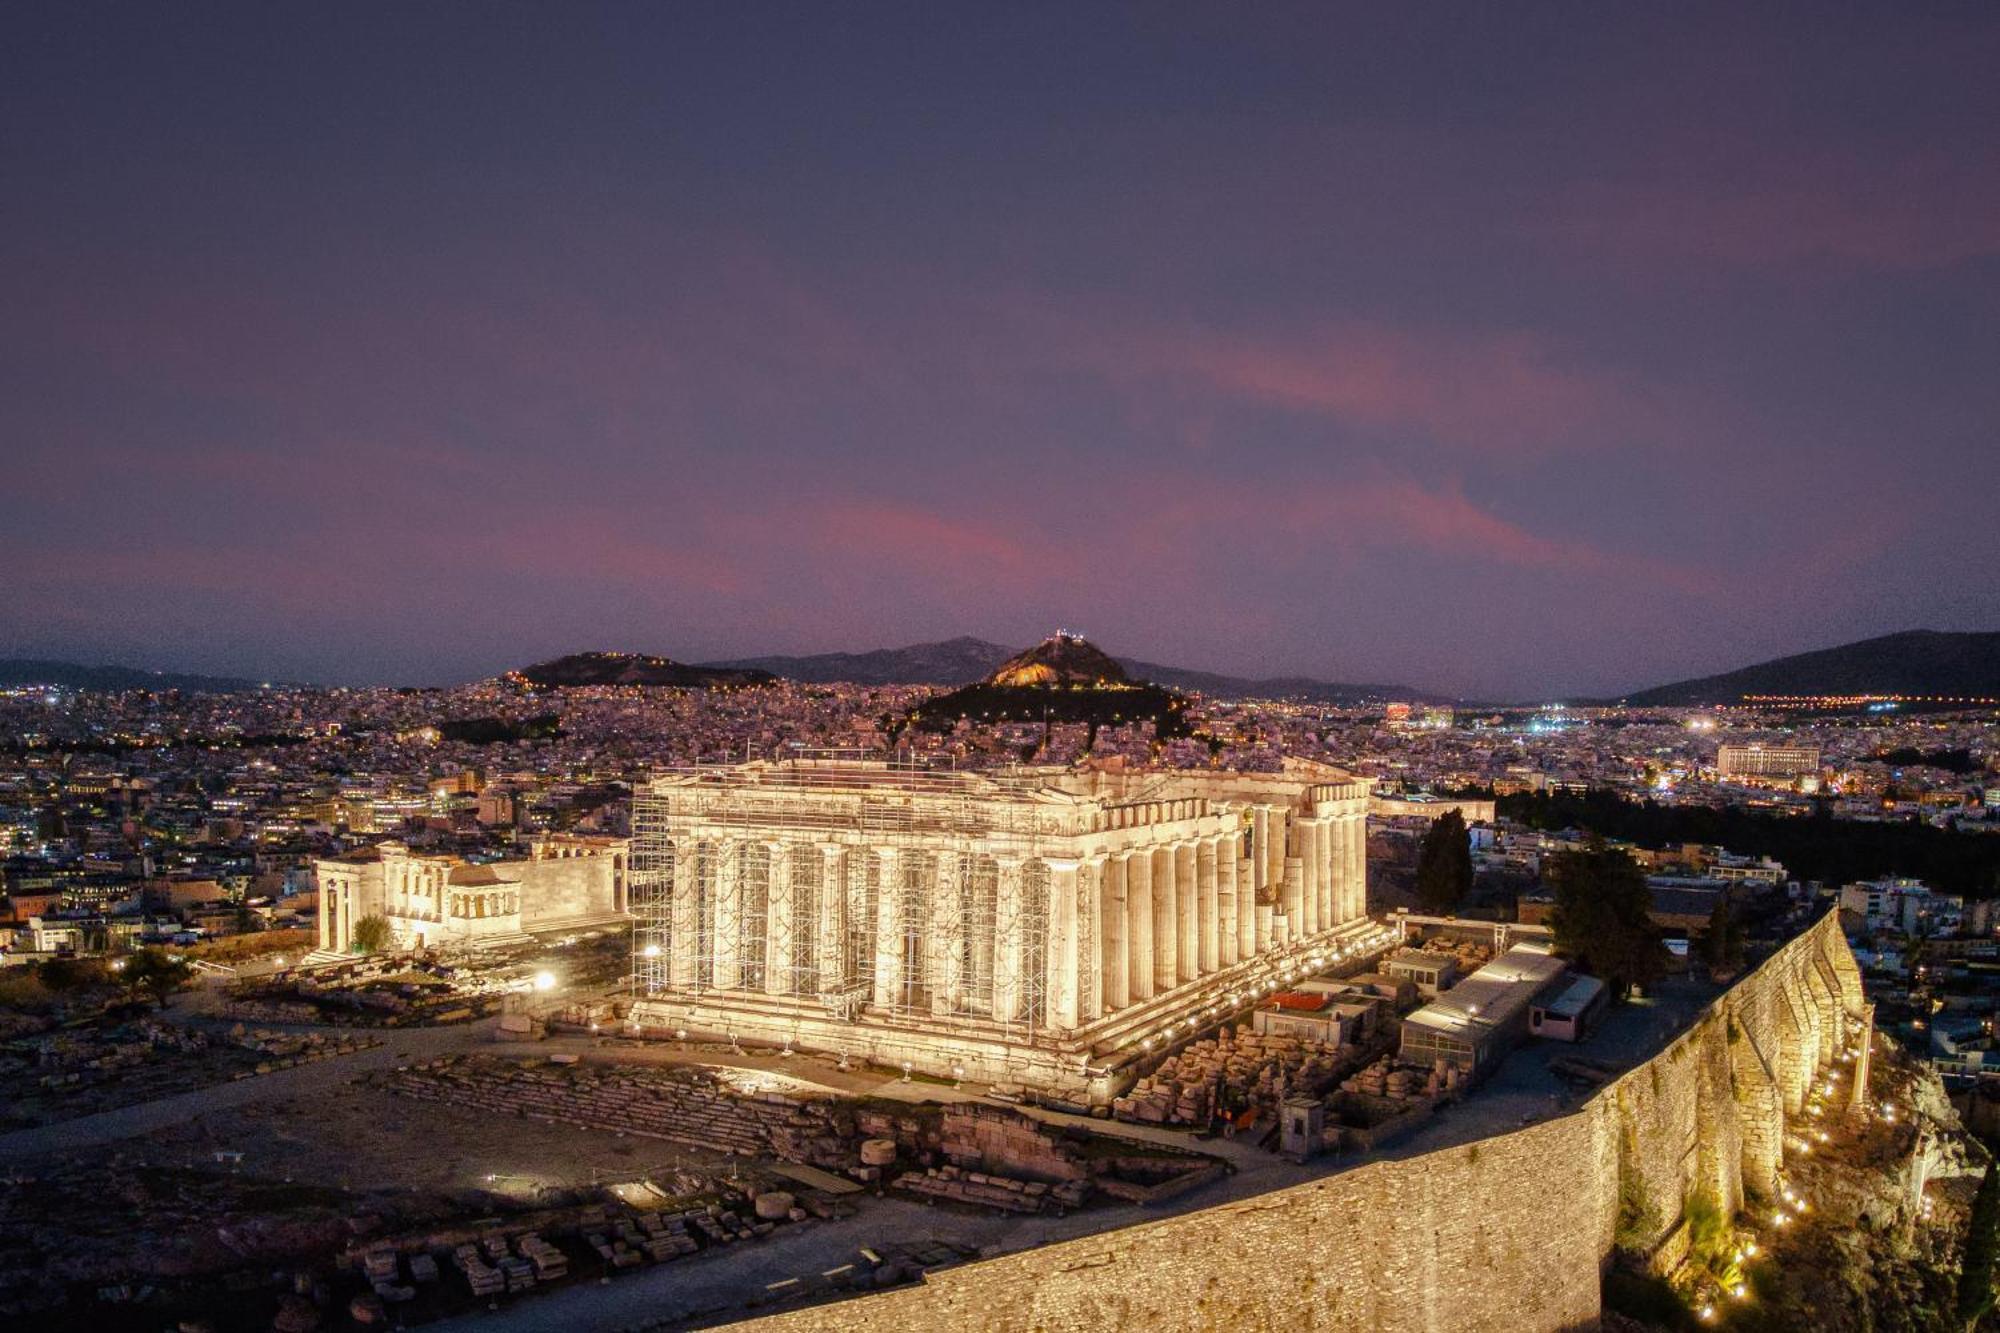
313,834,629,957
627,757,1382,1100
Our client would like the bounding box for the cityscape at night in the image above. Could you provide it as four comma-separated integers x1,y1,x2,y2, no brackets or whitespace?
3,5,1998,1332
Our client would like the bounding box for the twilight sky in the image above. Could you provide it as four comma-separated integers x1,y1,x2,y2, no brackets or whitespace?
4,4,1997,699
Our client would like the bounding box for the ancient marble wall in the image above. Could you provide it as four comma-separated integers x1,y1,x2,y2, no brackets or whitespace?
734,910,1865,1333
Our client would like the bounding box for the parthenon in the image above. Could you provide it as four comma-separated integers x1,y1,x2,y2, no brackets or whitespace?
627,756,1384,1099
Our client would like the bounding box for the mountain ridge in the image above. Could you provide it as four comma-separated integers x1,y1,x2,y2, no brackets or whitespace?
1621,629,2000,706
701,638,1448,703
505,651,775,690
0,658,277,694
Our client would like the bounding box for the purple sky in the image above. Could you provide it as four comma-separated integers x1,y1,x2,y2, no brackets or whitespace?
4,4,1996,699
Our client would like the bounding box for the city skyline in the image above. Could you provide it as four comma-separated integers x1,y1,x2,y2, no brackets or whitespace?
5,4,1997,697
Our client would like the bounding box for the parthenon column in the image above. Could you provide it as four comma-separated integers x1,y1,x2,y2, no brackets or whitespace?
1314,818,1334,927
1218,837,1240,968
1101,852,1129,1011
1046,860,1080,1031
1298,819,1321,936
1080,858,1104,1023
932,850,965,1016
1127,851,1154,1003
993,857,1024,1022
1322,816,1339,927
670,844,699,986
1264,806,1287,899
713,840,742,991
1281,847,1303,942
1336,812,1355,922
1153,846,1179,994
1175,842,1198,981
816,845,846,993
872,848,903,1009
764,840,794,996
1250,807,1271,904
1349,809,1368,919
1197,838,1219,973
1235,837,1256,960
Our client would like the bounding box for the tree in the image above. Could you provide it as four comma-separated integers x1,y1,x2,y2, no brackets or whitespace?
350,913,392,955
1415,810,1475,914
35,956,91,995
1546,844,1669,999
123,949,193,1010
1958,1159,2000,1330
1698,895,1747,977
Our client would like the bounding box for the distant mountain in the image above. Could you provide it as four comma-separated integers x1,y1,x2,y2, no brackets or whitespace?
505,652,775,689
989,633,1131,687
703,637,1440,703
1119,659,1449,706
0,658,273,694
1622,630,2000,706
702,636,1012,686
907,634,1192,739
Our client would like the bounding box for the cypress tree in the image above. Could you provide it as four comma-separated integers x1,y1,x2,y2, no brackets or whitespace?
1415,809,1474,914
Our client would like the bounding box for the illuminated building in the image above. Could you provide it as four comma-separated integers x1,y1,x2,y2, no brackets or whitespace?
627,756,1377,1100
312,834,629,955
1716,743,1820,779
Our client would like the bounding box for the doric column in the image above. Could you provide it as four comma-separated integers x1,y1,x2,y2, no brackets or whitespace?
1046,860,1080,1031
1265,806,1287,898
1175,842,1198,981
1197,838,1219,973
932,850,965,1016
1101,852,1129,1011
1081,857,1105,1023
1330,812,1350,923
1153,845,1179,995
764,840,794,996
1349,809,1367,919
1217,837,1239,967
1237,842,1257,959
713,840,742,990
1314,818,1334,927
993,857,1025,1022
1281,851,1303,940
1297,818,1321,936
1250,807,1271,904
872,848,902,1009
1127,850,1154,1003
1318,815,1336,929
816,845,846,993
968,855,995,1007
670,841,699,987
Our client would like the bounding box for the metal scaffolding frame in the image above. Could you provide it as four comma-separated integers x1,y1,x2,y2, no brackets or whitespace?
632,753,1075,1041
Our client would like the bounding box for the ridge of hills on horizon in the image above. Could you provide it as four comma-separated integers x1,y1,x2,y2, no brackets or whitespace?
698,636,1449,705
504,651,775,690
5,627,1996,705
0,658,279,694
1618,629,2000,706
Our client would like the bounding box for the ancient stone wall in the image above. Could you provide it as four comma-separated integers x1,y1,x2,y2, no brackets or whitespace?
735,910,1866,1333
517,857,618,925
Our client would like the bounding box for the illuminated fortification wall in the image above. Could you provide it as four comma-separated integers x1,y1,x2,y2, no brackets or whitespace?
734,910,1868,1333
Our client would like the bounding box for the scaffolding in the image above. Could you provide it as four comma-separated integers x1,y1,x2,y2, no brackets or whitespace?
631,753,1089,1042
